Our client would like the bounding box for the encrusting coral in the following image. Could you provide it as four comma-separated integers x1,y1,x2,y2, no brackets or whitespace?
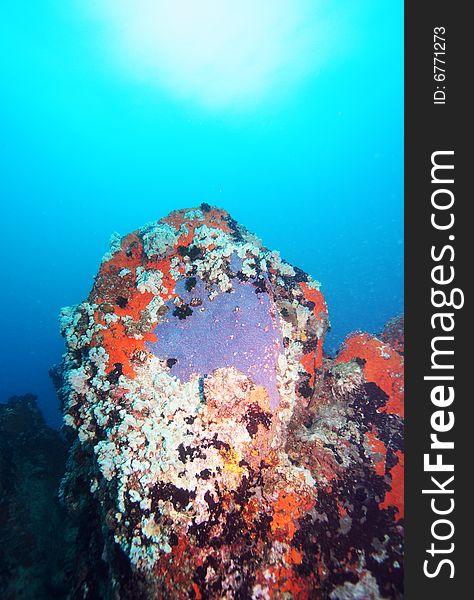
55,205,404,599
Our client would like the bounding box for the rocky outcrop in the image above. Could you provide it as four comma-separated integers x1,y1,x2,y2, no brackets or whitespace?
56,206,404,599
0,395,72,599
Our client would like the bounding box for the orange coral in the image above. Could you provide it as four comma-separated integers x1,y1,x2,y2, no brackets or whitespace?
365,426,387,476
271,490,314,541
95,320,157,378
336,333,404,417
299,282,328,319
162,207,232,247
99,233,143,275
298,283,327,379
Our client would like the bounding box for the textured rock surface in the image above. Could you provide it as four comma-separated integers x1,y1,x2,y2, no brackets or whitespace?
0,395,73,599
56,206,404,599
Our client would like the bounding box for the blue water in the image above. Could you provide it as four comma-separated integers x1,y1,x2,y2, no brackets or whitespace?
0,2,403,427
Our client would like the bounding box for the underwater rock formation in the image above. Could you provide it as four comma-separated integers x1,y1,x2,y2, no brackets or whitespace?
0,394,72,599
56,206,404,600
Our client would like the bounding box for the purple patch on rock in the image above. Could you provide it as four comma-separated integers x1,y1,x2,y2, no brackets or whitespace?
146,277,283,409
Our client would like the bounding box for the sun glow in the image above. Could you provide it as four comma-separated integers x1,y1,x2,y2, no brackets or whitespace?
84,0,336,109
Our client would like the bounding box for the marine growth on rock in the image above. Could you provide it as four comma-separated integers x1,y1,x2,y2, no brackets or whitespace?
56,206,404,600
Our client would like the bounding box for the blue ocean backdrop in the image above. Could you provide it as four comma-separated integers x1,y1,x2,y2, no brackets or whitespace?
0,1,403,426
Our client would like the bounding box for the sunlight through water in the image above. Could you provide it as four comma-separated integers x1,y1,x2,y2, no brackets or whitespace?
83,0,340,109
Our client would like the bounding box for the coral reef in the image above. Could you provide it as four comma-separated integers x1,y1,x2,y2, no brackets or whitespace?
0,394,73,599
56,206,404,599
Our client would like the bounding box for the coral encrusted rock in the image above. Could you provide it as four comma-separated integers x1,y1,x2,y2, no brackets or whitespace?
56,206,404,599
